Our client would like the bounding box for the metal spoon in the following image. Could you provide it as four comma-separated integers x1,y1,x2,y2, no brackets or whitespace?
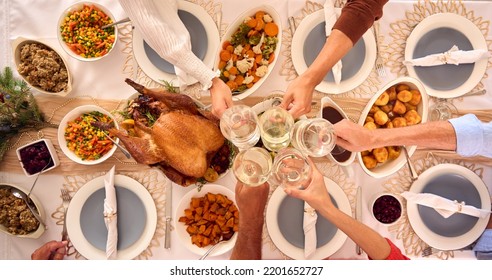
102,17,130,29
199,232,234,260
11,188,46,230
100,130,132,159
403,146,418,180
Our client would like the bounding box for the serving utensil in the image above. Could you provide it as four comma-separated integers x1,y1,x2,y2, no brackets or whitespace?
403,146,418,180
90,120,132,159
12,189,46,230
101,130,132,159
198,232,234,260
102,17,130,29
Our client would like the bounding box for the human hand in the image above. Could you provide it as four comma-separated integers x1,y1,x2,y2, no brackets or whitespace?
334,119,375,152
31,240,68,260
279,74,316,119
210,77,233,118
284,158,334,212
235,181,269,225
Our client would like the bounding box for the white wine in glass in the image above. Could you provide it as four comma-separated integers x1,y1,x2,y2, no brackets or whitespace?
271,147,312,189
233,147,272,187
290,118,337,157
259,107,294,152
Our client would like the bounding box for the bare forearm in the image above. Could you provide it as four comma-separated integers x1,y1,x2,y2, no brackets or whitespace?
301,30,353,86
230,219,263,260
319,205,391,260
370,121,457,151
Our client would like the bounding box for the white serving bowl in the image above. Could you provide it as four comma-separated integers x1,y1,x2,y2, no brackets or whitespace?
57,1,117,61
11,37,72,96
215,5,282,100
57,105,119,165
16,138,60,177
357,76,429,178
0,183,46,239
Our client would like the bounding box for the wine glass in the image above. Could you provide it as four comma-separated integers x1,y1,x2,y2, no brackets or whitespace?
271,147,312,190
232,147,273,187
429,99,458,121
258,107,294,152
290,118,338,157
220,105,260,150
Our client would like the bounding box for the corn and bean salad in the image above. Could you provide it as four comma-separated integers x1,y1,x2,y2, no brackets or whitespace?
60,4,115,58
64,111,114,161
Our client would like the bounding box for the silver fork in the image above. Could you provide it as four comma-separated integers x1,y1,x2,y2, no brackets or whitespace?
373,21,386,77
421,246,435,257
60,189,72,241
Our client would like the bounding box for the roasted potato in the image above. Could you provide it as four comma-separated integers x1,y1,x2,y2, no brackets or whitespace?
392,100,407,115
405,109,422,125
374,91,389,106
387,146,401,160
392,117,407,128
364,121,378,130
408,89,422,106
387,86,397,101
374,110,389,126
397,90,413,103
373,147,389,163
362,155,378,169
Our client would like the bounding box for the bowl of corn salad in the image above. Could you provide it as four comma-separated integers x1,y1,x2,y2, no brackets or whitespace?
57,105,119,165
58,2,117,61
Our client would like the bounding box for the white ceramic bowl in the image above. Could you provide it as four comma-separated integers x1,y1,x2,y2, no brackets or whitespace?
57,1,117,61
371,192,403,226
16,139,60,177
57,105,119,165
215,5,282,100
0,183,46,239
11,37,72,96
174,184,238,257
357,76,429,178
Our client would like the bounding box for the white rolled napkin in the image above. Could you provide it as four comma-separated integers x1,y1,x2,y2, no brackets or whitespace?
404,45,491,67
104,165,118,260
401,191,491,219
324,0,342,84
303,202,317,259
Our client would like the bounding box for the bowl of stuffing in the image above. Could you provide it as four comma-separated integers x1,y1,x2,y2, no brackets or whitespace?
16,138,60,177
57,1,117,61
57,105,119,165
12,37,72,96
0,183,46,239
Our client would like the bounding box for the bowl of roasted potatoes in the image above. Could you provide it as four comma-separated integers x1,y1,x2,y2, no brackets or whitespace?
357,76,428,178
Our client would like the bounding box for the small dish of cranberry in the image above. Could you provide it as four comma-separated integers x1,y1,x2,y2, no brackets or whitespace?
371,193,403,225
16,139,59,177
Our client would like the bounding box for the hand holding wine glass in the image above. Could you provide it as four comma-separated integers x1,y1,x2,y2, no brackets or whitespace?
220,105,260,150
271,147,312,190
232,147,273,187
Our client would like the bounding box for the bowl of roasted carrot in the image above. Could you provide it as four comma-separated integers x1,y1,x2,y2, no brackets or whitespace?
57,105,119,165
57,2,117,61
215,5,282,100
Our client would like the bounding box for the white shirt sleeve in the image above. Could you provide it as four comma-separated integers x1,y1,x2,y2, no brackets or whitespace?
448,114,492,158
118,0,216,89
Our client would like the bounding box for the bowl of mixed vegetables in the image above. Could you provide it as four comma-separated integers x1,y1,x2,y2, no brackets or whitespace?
57,105,119,165
215,5,282,100
57,2,117,61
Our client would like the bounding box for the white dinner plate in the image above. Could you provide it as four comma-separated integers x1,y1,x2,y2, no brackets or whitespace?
266,177,351,259
132,1,220,86
291,9,376,94
406,164,491,250
67,174,157,259
174,184,238,257
404,13,488,98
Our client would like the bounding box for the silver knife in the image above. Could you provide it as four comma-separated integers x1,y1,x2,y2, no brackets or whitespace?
164,184,173,249
355,186,363,255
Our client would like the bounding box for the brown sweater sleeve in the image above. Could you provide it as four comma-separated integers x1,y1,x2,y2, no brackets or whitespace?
332,0,388,45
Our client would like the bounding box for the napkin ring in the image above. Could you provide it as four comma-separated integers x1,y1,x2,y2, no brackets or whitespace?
104,212,118,218
304,207,316,217
453,200,465,212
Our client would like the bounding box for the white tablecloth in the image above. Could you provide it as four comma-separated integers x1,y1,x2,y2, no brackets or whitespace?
1,0,491,260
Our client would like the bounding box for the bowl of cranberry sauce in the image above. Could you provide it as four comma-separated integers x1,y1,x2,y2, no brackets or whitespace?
16,139,59,177
371,193,403,225
319,97,356,166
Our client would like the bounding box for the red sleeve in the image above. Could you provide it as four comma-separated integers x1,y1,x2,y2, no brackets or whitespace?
332,0,389,45
383,238,410,260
